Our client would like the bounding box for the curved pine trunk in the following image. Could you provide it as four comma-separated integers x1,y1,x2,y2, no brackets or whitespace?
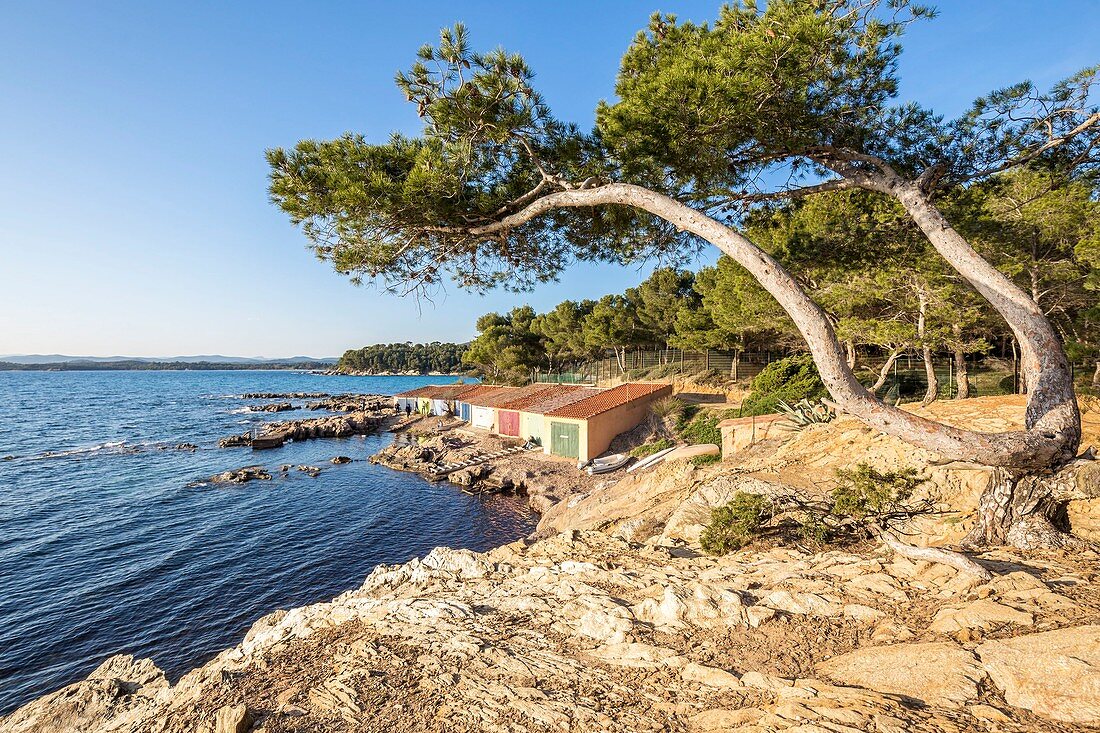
921,346,939,407
453,182,1083,546
868,350,902,396
954,348,970,399
891,182,1080,462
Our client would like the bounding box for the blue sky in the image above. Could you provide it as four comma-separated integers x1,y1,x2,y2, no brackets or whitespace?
1,2,1097,358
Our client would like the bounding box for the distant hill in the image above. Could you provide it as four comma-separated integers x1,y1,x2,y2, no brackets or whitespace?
0,354,339,365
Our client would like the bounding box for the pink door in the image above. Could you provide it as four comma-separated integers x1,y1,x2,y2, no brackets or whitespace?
498,410,520,436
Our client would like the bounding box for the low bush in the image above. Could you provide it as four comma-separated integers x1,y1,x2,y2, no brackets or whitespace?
630,438,674,458
700,493,772,554
831,463,924,519
690,453,721,467
678,413,722,445
649,396,686,420
740,354,826,416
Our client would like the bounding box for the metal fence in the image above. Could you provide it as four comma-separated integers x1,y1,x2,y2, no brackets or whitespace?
533,348,1022,403
532,349,783,386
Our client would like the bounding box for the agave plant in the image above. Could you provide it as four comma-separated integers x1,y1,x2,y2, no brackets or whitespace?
776,398,836,430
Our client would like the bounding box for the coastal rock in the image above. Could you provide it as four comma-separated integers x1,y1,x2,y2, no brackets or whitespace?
246,402,293,413
213,704,251,733
0,654,167,732
977,625,1100,724
928,598,1034,632
817,641,983,706
210,466,271,484
330,456,352,464
218,433,251,448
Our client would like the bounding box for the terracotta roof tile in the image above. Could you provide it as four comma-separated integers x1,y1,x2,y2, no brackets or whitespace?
544,382,672,420
494,384,567,411
463,386,520,407
394,383,486,399
393,385,441,398
476,384,550,408
518,386,598,414
452,385,502,402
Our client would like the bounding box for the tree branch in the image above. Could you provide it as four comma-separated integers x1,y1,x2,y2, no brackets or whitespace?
419,181,1072,468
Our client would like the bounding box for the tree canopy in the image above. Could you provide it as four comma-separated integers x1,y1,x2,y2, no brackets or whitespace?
271,0,1100,545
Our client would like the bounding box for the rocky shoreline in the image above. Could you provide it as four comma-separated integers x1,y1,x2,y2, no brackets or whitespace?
369,419,606,513
219,394,396,448
6,395,1100,731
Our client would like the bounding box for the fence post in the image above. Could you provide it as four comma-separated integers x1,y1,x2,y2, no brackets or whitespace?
705,350,710,371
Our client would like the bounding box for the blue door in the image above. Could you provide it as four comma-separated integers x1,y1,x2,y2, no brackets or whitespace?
460,402,471,421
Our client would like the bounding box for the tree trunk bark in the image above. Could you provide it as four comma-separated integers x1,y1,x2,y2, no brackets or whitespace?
954,347,970,399
731,350,740,380
1092,361,1100,389
453,182,1079,470
868,349,903,396
917,290,939,406
963,467,1090,549
875,527,992,580
891,182,1079,461
845,340,857,369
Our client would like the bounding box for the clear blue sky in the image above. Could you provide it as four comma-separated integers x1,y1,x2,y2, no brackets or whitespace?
1,2,1096,358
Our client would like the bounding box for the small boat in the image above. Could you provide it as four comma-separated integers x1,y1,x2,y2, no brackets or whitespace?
585,453,631,475
626,446,677,473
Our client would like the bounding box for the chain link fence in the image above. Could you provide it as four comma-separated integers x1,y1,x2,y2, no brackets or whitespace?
533,348,1023,403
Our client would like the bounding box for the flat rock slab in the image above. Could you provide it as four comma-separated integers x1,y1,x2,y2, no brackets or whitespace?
817,641,982,707
664,444,721,462
977,625,1100,725
928,598,1033,633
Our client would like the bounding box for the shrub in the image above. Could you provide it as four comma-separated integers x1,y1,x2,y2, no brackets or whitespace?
690,453,721,467
678,413,722,445
776,398,835,430
700,493,772,555
740,354,826,416
649,396,686,420
631,438,674,458
830,463,925,519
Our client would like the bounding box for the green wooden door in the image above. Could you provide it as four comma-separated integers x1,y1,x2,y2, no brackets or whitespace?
550,421,580,459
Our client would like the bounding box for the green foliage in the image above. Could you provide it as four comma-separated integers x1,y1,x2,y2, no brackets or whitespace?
830,463,924,519
464,306,546,384
677,413,723,446
649,396,686,420
690,453,721,467
630,438,674,458
338,342,467,374
776,398,836,430
270,4,1100,418
700,493,772,555
796,512,830,546
674,256,796,352
741,355,827,416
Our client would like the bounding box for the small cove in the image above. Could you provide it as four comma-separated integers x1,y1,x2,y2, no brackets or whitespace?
0,370,534,714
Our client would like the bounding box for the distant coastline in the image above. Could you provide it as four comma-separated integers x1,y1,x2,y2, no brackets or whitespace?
0,360,474,374
0,360,337,372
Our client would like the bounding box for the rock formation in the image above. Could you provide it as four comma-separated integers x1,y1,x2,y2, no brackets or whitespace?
7,395,1100,731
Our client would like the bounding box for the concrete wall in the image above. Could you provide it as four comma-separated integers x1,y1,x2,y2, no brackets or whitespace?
718,414,786,457
543,385,672,462
581,385,672,461
519,411,544,444
471,405,495,430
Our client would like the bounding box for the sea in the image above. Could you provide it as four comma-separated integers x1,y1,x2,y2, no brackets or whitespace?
0,370,535,714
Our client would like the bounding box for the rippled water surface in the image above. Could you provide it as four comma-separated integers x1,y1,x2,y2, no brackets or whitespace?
0,371,533,713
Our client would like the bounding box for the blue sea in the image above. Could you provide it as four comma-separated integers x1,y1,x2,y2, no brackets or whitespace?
0,370,534,714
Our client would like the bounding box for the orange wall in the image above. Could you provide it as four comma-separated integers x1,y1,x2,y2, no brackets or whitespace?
578,385,673,461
